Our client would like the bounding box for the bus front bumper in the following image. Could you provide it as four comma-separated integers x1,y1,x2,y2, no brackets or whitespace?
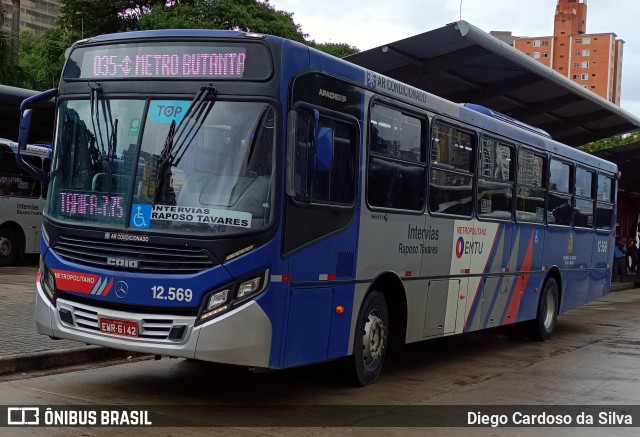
35,282,272,368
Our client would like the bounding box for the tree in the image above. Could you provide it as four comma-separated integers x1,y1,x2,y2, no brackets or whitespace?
58,0,165,38
18,28,75,90
310,41,359,58
139,0,307,43
10,0,19,64
579,131,640,153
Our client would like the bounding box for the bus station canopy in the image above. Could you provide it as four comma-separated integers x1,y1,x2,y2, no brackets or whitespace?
593,142,640,193
0,85,54,143
346,20,640,148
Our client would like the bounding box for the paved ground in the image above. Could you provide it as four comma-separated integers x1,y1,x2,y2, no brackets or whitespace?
0,261,636,376
0,278,640,435
0,266,83,359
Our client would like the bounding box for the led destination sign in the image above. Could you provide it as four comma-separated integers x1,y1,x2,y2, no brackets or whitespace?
87,50,246,78
64,42,272,80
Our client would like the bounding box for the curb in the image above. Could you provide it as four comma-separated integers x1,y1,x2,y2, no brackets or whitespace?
0,346,145,375
610,283,639,293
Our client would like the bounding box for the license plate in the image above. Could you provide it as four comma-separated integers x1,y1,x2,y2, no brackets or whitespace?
99,317,139,338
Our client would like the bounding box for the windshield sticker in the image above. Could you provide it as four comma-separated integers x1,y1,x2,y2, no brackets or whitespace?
149,101,191,124
130,204,152,228
130,204,252,229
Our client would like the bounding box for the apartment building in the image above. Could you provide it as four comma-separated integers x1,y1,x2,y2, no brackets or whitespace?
510,0,624,105
1,0,60,35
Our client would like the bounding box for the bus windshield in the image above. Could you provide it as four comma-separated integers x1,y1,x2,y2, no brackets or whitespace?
47,99,276,235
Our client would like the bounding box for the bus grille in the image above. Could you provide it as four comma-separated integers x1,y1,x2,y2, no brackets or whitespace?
59,301,190,342
52,235,215,274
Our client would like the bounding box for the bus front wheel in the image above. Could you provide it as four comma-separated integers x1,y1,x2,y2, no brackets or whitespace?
528,278,559,342
351,290,389,386
0,227,18,267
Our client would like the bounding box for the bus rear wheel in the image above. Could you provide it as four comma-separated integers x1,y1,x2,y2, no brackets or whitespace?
528,278,559,342
351,290,389,386
0,228,18,267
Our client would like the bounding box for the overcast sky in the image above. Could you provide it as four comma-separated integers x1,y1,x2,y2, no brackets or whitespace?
271,0,640,118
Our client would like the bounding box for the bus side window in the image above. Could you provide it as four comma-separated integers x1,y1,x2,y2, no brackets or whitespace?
574,167,595,228
429,122,475,217
478,138,514,220
516,149,546,223
548,159,573,226
595,174,614,230
367,102,425,212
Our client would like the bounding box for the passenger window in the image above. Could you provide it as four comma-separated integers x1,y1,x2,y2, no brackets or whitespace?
574,167,594,228
478,138,514,220
368,103,425,211
516,150,545,223
429,122,475,217
369,103,423,162
548,159,573,226
596,174,614,230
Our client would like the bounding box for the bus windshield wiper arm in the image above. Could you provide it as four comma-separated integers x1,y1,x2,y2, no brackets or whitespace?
154,85,216,204
105,119,118,198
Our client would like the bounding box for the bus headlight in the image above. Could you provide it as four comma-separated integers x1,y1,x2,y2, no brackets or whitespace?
39,257,56,302
237,277,262,299
198,289,230,322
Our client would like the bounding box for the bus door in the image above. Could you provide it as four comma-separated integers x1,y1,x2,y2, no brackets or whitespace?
282,104,360,367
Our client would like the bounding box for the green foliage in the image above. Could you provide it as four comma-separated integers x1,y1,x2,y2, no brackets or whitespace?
138,0,308,42
0,32,18,85
5,0,359,90
579,131,640,153
58,1,165,38
19,28,74,90
310,41,359,58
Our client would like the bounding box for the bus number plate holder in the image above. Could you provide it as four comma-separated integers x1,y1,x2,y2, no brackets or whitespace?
99,317,139,338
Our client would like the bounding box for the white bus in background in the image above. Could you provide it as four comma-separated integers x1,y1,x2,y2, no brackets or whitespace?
0,138,51,266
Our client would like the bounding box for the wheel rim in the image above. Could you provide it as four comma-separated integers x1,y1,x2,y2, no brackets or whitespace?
543,287,556,330
0,237,11,258
362,309,386,367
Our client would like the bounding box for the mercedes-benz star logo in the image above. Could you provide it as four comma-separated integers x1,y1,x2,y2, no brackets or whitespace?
115,281,128,299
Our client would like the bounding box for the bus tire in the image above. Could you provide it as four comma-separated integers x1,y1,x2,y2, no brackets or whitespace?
528,278,559,342
0,227,18,267
351,290,389,386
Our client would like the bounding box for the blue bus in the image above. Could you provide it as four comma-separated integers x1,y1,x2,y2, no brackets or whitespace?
18,30,617,385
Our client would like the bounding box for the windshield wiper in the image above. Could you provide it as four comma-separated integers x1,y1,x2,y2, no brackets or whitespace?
89,82,119,197
89,82,106,158
105,118,118,197
154,85,217,204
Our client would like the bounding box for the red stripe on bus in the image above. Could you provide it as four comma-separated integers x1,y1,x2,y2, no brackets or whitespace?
502,230,535,325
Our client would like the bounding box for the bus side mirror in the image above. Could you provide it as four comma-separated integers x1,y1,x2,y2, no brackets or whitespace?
314,127,334,172
312,109,333,172
16,88,58,183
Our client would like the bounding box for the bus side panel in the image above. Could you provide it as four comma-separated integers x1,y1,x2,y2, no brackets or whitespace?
506,225,546,323
563,228,594,311
283,287,333,367
541,226,571,309
281,231,359,367
464,222,510,332
589,231,614,301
